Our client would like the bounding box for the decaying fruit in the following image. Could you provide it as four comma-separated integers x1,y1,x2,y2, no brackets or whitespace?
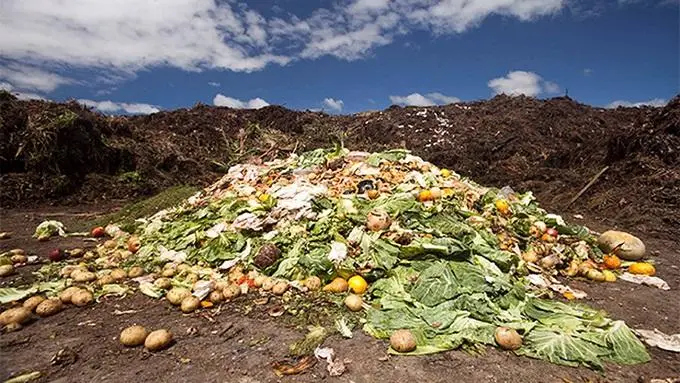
253,244,281,269
36,298,63,317
166,288,191,306
603,254,622,270
120,325,148,347
0,307,32,326
344,294,363,312
390,329,417,353
494,199,510,215
347,275,368,294
48,248,64,262
303,276,322,291
366,209,391,232
417,190,434,202
145,329,173,351
539,254,561,269
521,250,539,263
323,277,348,293
628,262,656,276
23,296,46,312
597,231,646,261
180,296,201,313
91,226,106,238
495,327,522,350
366,189,380,200
71,290,94,307
602,270,617,282
586,269,606,282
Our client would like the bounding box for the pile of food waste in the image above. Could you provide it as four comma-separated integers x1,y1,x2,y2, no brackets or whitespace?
1,147,664,370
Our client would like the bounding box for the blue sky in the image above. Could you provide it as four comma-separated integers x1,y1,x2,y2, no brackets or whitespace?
0,0,677,114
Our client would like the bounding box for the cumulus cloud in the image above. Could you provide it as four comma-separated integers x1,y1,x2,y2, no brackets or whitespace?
78,99,160,114
0,0,569,93
488,71,561,97
213,94,270,109
390,92,460,106
323,98,344,112
0,64,73,92
208,82,221,87
606,98,667,108
0,81,46,100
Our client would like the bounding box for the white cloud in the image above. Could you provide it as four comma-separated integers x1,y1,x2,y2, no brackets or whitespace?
78,99,160,114
0,64,73,92
323,98,344,112
0,0,569,94
390,92,460,106
583,68,593,76
488,71,560,97
606,98,667,108
0,81,46,100
213,94,270,109
208,82,220,87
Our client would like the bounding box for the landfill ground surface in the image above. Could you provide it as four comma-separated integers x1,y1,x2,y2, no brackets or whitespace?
0,205,679,383
1,93,679,382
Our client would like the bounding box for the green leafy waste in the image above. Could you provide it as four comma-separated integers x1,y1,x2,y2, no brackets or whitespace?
11,147,650,370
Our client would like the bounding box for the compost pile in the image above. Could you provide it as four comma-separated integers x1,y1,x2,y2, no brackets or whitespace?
1,148,655,370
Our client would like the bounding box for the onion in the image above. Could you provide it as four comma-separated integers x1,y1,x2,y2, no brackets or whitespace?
494,327,522,350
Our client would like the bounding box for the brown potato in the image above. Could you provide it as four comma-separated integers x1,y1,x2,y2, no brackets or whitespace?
127,266,144,278
71,290,94,307
144,329,173,351
120,325,148,347
390,329,417,353
154,278,172,290
97,274,115,286
180,296,200,313
494,327,522,350
0,307,32,325
209,290,223,303
0,264,15,277
36,298,63,317
161,268,176,277
110,268,127,280
303,276,321,291
23,296,46,312
214,280,230,291
59,286,82,304
272,282,289,296
10,254,28,264
166,288,191,306
222,284,241,300
72,270,96,283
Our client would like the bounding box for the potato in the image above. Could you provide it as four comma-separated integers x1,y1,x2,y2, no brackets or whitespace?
72,270,96,283
36,298,63,317
597,230,646,261
10,254,27,264
0,307,32,325
180,296,201,313
184,273,198,284
128,266,144,278
68,248,85,258
59,286,82,304
145,329,173,351
222,284,241,300
166,287,191,306
110,268,127,280
261,277,276,291
103,240,117,249
120,325,148,347
214,280,230,291
23,296,46,312
60,265,80,278
9,248,25,255
344,294,364,312
494,327,522,350
0,264,15,277
161,268,176,277
4,322,23,332
71,290,94,307
390,329,417,353
176,263,191,273
97,274,115,286
303,276,322,291
154,277,172,290
272,282,289,296
209,290,223,303
253,275,267,288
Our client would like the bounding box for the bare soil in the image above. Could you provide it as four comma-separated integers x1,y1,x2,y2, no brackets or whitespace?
0,205,679,383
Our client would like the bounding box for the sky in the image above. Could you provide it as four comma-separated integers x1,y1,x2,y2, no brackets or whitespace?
0,0,678,115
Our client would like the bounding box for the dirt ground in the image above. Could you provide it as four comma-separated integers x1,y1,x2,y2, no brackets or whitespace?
1,204,678,383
